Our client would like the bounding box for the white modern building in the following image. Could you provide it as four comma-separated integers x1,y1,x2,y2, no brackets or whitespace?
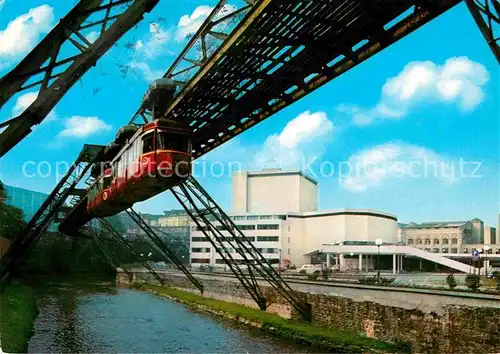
190,169,397,268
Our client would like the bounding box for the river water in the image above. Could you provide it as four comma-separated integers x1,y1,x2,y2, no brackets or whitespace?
28,280,316,353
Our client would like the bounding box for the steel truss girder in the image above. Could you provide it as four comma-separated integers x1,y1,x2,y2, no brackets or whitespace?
97,218,164,285
126,208,204,293
171,176,312,321
466,0,500,62
0,144,104,287
81,225,133,278
153,0,462,158
129,0,255,125
0,0,160,158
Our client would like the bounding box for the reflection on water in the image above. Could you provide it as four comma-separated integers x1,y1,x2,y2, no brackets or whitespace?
28,281,317,353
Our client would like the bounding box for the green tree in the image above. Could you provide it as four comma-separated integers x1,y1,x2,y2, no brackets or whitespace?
0,200,26,240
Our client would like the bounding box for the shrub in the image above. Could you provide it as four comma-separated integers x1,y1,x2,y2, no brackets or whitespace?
446,273,457,289
358,276,377,285
321,268,331,280
199,265,206,272
379,277,395,285
465,274,481,290
307,270,320,281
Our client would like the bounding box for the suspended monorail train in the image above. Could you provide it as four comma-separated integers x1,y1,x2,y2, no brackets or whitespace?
86,78,192,217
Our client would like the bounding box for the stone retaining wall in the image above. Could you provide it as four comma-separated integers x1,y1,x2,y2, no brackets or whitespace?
119,270,500,353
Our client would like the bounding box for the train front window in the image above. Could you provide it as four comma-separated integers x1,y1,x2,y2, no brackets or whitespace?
157,131,190,153
142,133,154,154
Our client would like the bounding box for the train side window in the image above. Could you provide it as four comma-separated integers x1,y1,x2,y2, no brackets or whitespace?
142,134,154,154
103,175,112,189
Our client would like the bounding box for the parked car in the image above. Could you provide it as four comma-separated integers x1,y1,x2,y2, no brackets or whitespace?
298,264,322,274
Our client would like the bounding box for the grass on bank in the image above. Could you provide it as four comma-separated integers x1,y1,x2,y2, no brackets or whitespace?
134,283,408,353
0,284,38,353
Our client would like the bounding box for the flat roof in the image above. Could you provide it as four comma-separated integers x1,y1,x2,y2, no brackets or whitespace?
237,169,318,185
288,209,397,221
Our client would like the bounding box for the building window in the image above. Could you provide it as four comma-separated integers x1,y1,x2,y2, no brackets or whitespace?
233,216,245,220
433,248,439,253
191,248,210,253
433,238,439,245
451,238,458,244
257,224,279,230
287,248,290,254
240,236,255,242
257,236,279,242
259,215,273,220
425,238,431,245
442,238,449,245
287,237,290,243
417,239,422,245
236,224,256,230
247,216,259,220
442,248,449,253
192,237,208,242
288,226,290,232
215,259,226,264
451,248,458,253
191,258,210,264
408,239,414,245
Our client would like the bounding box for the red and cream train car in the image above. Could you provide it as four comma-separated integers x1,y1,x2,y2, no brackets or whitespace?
87,119,192,217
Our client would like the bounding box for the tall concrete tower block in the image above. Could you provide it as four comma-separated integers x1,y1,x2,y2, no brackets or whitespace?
471,218,484,244
232,169,318,214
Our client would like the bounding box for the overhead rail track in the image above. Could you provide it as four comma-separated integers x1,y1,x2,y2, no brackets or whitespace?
127,0,463,158
0,144,104,288
126,208,204,293
0,0,161,157
171,176,312,321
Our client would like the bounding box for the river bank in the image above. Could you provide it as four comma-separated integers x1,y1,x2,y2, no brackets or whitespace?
0,283,38,353
133,283,408,353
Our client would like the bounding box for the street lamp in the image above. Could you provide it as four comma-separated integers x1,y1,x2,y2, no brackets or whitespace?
375,238,383,282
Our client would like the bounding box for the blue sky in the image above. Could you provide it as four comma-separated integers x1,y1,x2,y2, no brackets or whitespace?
0,1,498,226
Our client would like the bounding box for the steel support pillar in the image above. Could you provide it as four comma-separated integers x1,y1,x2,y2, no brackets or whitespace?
466,0,500,63
125,208,204,294
97,218,164,285
171,176,312,321
0,145,103,288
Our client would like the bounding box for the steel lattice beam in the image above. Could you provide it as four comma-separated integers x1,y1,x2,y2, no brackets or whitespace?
0,0,160,158
466,0,500,62
97,218,165,285
129,0,256,124
126,207,204,293
0,144,104,288
171,176,312,321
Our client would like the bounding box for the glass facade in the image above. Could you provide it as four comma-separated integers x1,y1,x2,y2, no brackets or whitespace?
3,185,48,222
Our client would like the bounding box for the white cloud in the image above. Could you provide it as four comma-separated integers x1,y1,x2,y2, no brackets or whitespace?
340,57,489,126
58,116,111,138
127,60,165,82
133,22,169,58
85,31,99,43
12,92,57,121
254,111,334,169
340,142,457,192
0,5,54,60
175,4,237,41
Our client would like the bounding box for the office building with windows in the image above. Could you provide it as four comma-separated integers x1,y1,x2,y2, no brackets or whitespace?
2,184,48,222
190,169,398,268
